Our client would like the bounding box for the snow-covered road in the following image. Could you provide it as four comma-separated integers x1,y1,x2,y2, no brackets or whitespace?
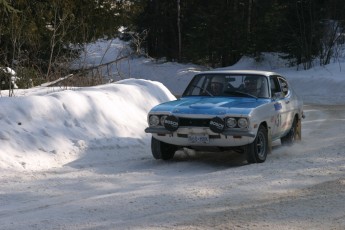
1,104,345,230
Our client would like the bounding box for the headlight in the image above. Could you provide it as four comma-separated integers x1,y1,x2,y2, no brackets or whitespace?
160,115,168,125
226,118,237,128
149,115,160,126
238,118,249,128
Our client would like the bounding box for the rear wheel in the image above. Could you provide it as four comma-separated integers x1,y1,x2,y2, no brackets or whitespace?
281,118,298,145
151,137,177,160
245,125,268,164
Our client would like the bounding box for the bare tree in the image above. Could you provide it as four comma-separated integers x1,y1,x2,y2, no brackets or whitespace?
46,5,74,81
131,30,149,56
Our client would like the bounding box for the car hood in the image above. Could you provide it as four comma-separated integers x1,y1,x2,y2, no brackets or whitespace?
150,96,270,116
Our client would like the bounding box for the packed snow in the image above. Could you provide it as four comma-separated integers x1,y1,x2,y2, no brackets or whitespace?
1,39,345,229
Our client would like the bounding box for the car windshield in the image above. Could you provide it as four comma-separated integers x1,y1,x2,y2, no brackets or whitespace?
182,74,270,98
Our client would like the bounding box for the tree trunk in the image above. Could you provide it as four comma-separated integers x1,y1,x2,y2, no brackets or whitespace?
177,0,181,61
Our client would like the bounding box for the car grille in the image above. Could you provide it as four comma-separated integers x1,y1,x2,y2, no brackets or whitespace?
179,118,211,127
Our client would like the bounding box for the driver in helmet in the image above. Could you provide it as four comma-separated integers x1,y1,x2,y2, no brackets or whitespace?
244,76,259,96
209,76,225,96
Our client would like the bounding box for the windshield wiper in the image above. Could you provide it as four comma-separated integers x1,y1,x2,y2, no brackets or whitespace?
190,84,214,96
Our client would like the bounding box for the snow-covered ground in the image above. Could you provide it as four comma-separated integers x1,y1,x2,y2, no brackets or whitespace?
1,39,345,229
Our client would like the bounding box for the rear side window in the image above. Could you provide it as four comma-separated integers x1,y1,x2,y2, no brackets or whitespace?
270,76,281,96
278,77,289,97
270,75,289,98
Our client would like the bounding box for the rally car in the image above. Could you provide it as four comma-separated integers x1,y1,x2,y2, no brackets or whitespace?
145,70,304,163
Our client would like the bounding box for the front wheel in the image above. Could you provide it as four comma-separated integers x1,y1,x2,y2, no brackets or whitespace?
151,137,177,160
245,125,268,164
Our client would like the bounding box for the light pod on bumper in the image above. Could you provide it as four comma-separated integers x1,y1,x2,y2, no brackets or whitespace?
164,115,179,131
209,117,225,133
160,115,168,125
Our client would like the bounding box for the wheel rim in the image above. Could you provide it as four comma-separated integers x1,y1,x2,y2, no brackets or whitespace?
256,132,266,159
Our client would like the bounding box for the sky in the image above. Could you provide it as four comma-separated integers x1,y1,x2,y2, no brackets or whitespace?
1,38,345,229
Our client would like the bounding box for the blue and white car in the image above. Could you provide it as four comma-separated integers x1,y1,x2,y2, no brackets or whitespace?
145,70,304,163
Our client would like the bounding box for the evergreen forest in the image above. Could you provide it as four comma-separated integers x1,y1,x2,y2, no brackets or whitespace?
1,0,344,88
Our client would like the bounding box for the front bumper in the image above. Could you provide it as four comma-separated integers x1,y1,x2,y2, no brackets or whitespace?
145,127,255,137
145,126,256,147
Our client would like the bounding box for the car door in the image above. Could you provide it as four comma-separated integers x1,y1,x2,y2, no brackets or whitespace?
270,76,285,139
277,76,295,135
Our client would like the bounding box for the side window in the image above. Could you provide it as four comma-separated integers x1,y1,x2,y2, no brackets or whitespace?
270,76,281,97
278,77,289,97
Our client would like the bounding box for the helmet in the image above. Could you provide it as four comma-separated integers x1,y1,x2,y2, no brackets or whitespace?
211,76,226,84
245,76,261,89
209,76,225,95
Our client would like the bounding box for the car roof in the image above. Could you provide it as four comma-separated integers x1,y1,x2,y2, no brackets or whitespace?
196,70,281,77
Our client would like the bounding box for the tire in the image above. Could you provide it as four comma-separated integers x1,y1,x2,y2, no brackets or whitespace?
246,125,268,164
151,137,177,160
281,118,297,146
